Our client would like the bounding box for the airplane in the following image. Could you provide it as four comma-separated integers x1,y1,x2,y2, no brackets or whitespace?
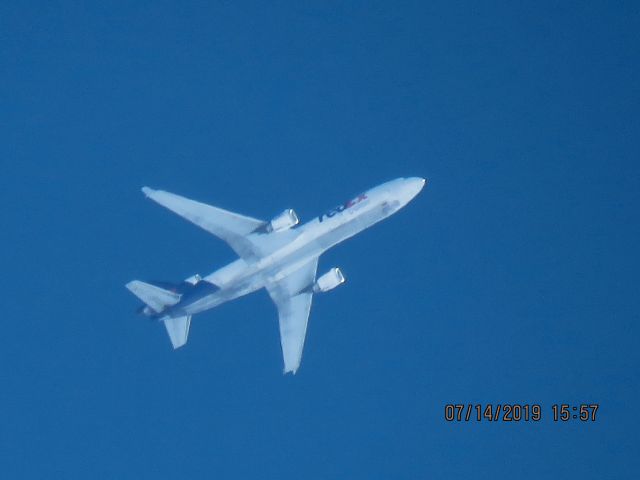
126,177,426,374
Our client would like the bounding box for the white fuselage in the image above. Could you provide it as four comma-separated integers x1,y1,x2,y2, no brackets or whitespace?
167,177,425,317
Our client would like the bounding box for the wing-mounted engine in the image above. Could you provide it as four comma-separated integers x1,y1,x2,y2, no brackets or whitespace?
267,209,299,233
313,267,345,293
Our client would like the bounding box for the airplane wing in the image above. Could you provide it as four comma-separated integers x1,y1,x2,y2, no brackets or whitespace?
142,187,269,261
265,258,319,374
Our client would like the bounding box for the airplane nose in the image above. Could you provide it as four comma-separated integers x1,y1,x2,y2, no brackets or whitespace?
406,177,426,195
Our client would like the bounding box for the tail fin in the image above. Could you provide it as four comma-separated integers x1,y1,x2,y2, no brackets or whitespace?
125,280,181,313
163,315,191,349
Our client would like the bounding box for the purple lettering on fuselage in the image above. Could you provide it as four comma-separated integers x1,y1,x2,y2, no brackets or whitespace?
318,194,367,223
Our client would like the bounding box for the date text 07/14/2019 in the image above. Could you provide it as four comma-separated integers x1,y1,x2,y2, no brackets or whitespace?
444,404,599,422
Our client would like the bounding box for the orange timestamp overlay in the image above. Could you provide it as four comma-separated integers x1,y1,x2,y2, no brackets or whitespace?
444,404,599,422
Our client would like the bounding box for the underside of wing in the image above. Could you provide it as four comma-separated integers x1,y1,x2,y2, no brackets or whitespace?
265,258,319,374
142,187,301,261
142,187,266,260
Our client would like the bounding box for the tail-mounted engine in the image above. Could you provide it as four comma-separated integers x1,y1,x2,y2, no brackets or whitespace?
267,209,300,233
184,274,202,285
313,267,346,293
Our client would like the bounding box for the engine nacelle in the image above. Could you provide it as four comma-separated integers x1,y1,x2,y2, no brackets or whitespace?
267,209,299,233
184,274,202,285
313,268,346,293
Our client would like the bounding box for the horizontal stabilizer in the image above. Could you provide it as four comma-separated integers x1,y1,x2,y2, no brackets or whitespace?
126,280,181,313
164,315,191,349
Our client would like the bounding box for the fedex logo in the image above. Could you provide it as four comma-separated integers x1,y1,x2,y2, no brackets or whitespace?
318,194,368,223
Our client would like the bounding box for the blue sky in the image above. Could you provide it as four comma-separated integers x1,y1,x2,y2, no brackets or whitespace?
1,1,638,478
